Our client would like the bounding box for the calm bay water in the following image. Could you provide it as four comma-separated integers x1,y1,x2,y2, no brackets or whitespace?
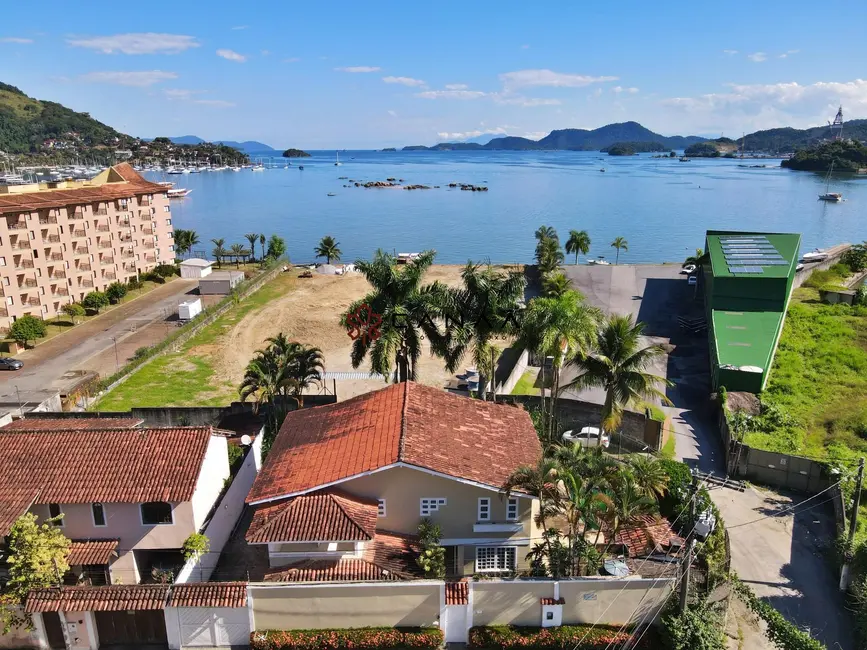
146,150,867,265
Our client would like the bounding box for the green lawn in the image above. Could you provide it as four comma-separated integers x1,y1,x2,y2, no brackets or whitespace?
95,272,296,410
510,369,540,395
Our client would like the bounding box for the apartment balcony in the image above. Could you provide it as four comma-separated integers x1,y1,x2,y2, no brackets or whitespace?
98,241,113,249
95,208,108,216
139,213,153,221
96,225,110,232
68,212,84,220
115,202,129,211
139,199,152,207
103,272,117,281
25,297,40,306
52,287,69,296
100,258,115,266
142,228,154,236
119,235,132,243
38,216,58,225
472,521,524,533
0,306,8,317
50,270,66,279
42,235,61,244
77,264,92,272
49,253,64,261
7,222,26,230
117,217,131,226
72,230,86,238
18,279,38,289
73,248,89,257
80,279,94,288
14,260,34,270
142,240,155,248
13,241,31,250
121,251,135,259
142,255,156,263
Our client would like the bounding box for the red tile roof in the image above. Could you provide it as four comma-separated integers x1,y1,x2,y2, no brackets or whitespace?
25,585,169,613
169,583,247,608
0,164,166,216
0,427,213,535
0,488,38,540
246,490,378,544
445,582,469,605
540,597,566,605
1,417,143,431
67,539,119,566
263,531,421,583
614,515,684,558
248,382,540,503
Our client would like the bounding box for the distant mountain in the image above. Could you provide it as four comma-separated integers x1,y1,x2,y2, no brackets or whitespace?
165,135,205,145
464,133,509,145
740,119,867,153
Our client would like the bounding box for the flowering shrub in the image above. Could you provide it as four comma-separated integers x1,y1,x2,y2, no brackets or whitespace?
469,625,653,649
250,627,443,650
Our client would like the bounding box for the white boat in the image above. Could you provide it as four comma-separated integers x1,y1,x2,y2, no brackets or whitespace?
800,250,828,263
166,167,184,175
157,181,175,187
231,166,241,172
167,188,193,198
819,161,843,202
251,165,265,172
334,151,342,167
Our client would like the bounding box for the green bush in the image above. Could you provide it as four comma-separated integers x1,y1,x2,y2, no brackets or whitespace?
61,303,85,323
227,443,246,473
9,314,47,346
145,272,166,284
803,263,852,290
127,277,144,290
153,263,178,278
850,574,867,647
82,291,109,313
469,625,643,649
660,599,727,650
842,244,867,273
105,281,128,304
132,346,151,360
251,628,443,650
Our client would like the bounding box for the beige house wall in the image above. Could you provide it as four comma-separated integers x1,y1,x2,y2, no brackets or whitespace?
471,581,552,627
249,584,441,630
559,579,674,626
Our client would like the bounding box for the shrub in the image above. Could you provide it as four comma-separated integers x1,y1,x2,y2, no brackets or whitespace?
153,263,178,278
145,272,166,284
660,599,727,650
181,533,210,562
132,346,151,360
61,303,86,323
105,281,128,304
251,628,443,650
9,314,46,346
228,442,246,473
82,291,109,313
469,625,641,650
415,518,445,578
127,277,144,290
842,244,867,273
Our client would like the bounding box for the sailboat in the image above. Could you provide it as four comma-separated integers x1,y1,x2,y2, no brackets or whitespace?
334,151,342,167
819,161,843,202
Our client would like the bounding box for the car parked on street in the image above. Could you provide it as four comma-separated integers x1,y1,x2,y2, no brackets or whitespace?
562,426,610,448
680,264,696,275
0,358,23,371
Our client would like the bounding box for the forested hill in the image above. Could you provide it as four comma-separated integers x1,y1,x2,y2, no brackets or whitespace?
741,119,867,153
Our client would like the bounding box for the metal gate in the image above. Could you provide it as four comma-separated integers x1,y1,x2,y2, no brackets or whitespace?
95,610,168,649
42,612,67,650
178,607,250,647
443,605,469,643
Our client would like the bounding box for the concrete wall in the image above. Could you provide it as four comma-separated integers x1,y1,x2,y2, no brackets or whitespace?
0,613,39,649
249,583,442,630
191,436,231,531
559,578,672,626
792,244,851,290
495,347,529,396
471,582,550,627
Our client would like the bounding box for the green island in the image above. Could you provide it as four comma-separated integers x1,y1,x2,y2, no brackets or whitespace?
684,137,738,158
603,141,668,155
281,148,311,158
781,139,867,172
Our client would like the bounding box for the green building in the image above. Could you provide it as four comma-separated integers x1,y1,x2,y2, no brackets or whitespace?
702,230,801,393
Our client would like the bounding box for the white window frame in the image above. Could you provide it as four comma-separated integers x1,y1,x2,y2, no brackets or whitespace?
139,501,174,526
48,503,64,527
478,497,491,521
91,502,107,527
507,497,519,521
378,499,386,517
475,546,517,572
420,497,446,516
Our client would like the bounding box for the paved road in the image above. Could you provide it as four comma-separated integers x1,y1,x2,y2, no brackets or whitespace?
0,279,198,407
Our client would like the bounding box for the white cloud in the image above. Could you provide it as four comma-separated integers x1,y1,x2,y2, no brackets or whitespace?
416,89,488,100
79,70,178,87
494,95,561,107
382,76,426,87
747,52,767,62
216,49,246,62
522,131,548,141
163,88,204,99
192,99,235,107
67,33,199,55
164,88,234,107
0,37,33,44
335,66,381,73
499,69,617,90
779,49,800,59
283,57,301,63
387,110,397,117
445,83,468,90
231,25,249,30
590,88,603,98
612,86,639,94
723,49,738,55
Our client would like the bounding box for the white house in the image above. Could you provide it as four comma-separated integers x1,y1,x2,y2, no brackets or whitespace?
180,258,214,280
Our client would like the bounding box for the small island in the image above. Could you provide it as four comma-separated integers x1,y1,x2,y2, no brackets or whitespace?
684,138,738,158
381,147,396,152
602,141,668,155
781,140,867,172
282,148,311,158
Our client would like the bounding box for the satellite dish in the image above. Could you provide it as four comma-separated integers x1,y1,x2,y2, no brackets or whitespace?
240,434,252,446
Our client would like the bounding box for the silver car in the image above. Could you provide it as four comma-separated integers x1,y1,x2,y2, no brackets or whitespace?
0,358,23,370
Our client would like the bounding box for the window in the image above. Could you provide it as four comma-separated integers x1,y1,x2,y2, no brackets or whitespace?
507,498,519,521
478,497,491,521
165,218,172,226
420,498,446,516
48,503,64,527
163,205,170,213
0,257,4,267
92,502,106,527
378,499,386,517
140,501,173,525
476,546,516,572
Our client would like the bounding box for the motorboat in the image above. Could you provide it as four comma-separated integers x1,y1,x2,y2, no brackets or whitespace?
167,188,193,198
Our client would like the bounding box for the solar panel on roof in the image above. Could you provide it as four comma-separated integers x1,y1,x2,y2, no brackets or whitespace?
728,266,764,274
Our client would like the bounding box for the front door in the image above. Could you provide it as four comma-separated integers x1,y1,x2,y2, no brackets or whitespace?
42,612,66,650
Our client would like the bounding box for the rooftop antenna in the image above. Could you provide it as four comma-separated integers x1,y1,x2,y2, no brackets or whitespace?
831,105,844,140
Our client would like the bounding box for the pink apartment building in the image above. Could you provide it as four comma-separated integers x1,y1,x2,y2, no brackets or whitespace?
0,163,175,329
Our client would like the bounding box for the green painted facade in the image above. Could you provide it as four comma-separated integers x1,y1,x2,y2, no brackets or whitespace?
703,230,801,393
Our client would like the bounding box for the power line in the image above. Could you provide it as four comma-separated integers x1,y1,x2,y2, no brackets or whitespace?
725,481,841,530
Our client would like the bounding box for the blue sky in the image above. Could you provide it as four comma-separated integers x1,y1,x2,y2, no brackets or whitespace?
2,0,866,149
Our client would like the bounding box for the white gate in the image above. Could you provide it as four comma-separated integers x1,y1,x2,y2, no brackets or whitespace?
443,605,468,643
178,607,250,647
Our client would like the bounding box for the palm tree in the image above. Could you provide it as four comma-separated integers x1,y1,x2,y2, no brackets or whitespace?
627,454,670,498
245,233,259,261
542,272,570,297
434,262,525,400
342,249,444,383
238,346,284,411
519,291,600,445
565,230,591,265
535,237,564,274
563,314,672,440
211,238,226,267
502,458,562,573
315,235,342,264
602,475,657,556
259,233,266,258
284,343,325,407
610,236,628,265
535,225,558,242
229,243,248,267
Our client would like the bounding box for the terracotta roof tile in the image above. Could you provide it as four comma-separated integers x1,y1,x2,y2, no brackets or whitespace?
67,539,119,566
169,583,247,608
25,585,169,613
0,427,213,533
614,515,684,558
445,582,469,605
248,382,540,502
1,417,143,431
540,597,566,605
0,488,39,539
246,490,378,544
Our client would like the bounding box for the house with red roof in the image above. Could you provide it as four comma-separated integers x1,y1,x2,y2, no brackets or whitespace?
0,425,230,585
244,381,543,580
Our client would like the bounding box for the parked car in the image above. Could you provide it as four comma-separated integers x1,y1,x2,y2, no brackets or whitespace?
0,358,23,371
795,263,805,272
562,426,610,448
680,264,696,275
688,276,698,286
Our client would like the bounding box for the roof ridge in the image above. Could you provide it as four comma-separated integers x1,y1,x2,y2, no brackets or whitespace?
329,493,375,540
397,382,409,462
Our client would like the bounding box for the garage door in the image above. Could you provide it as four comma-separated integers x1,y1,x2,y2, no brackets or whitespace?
178,607,250,647
95,610,168,649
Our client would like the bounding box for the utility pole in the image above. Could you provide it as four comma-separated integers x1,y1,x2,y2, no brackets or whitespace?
679,539,695,614
850,458,865,544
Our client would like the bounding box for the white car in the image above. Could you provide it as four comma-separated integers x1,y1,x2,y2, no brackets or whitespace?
680,264,696,275
562,426,610,448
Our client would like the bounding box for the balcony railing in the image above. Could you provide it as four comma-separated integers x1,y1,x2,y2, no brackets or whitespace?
143,255,156,263
72,230,86,238
73,248,89,256
95,208,108,216
98,241,112,249
140,213,152,221
25,297,40,306
50,253,64,261
142,240,155,248
50,270,66,279
142,228,154,236
53,287,69,296
139,199,151,207
38,216,58,225
0,307,8,317
42,235,61,244
7,222,27,230
13,241,31,250
14,260,34,269
19,279,38,288
103,272,117,280
100,258,115,266
80,279,94,288
96,225,110,232
117,218,130,226
121,252,135,259
77,263,92,272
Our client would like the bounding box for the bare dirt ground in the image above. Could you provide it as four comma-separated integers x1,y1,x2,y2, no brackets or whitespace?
211,265,470,400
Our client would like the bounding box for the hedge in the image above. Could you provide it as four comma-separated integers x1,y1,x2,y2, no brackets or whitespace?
469,625,652,649
250,627,443,650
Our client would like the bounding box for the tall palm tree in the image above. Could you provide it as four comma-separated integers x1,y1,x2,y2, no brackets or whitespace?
602,475,657,556
211,238,226,267
259,233,266,258
186,230,200,258
542,272,570,297
342,249,445,382
502,458,562,573
535,237,564,274
435,262,525,400
565,230,591,265
238,346,284,411
245,233,259,261
627,454,670,498
610,236,628,265
315,236,342,264
284,343,325,407
563,314,672,440
535,225,558,243
229,243,248,267
519,291,600,444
